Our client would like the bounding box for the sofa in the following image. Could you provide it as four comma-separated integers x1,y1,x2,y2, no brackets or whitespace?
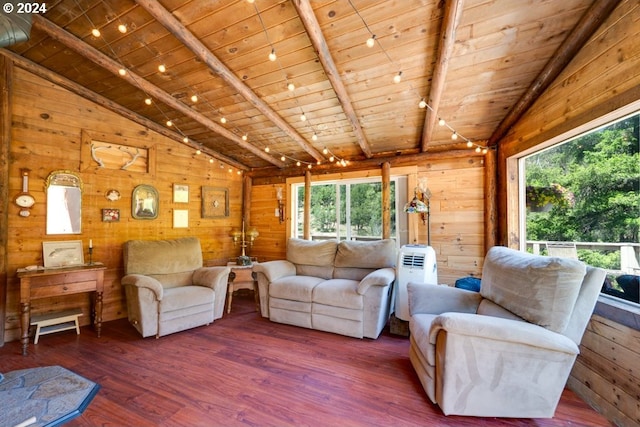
253,238,396,339
407,246,606,418
122,237,230,338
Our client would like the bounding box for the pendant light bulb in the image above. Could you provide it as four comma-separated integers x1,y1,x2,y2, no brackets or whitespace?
300,113,307,122
418,98,427,109
196,149,201,155
312,133,318,141
281,156,286,161
269,49,277,62
467,141,474,148
209,158,214,164
191,95,198,103
322,147,328,155
158,64,166,73
264,146,270,153
118,68,127,76
366,35,376,48
166,120,173,127
451,131,458,140
287,82,295,91
91,28,101,37
144,98,152,105
307,164,312,169
118,24,127,33
220,117,227,124
242,134,248,141
296,161,301,167
438,118,446,126
183,137,189,143
329,156,335,162
393,71,402,84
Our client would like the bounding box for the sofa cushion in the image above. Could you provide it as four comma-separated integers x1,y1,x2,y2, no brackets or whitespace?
124,237,203,278
160,285,214,313
334,239,396,269
480,246,586,333
313,279,363,309
270,275,325,302
287,239,338,280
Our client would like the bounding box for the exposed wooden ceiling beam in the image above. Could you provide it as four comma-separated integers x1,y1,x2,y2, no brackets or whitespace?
292,0,372,159
487,0,621,147
30,15,282,168
135,0,325,163
421,0,465,152
0,48,247,171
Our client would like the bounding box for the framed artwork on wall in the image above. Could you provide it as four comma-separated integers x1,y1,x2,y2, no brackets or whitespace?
102,208,120,222
202,187,229,218
132,184,159,219
173,184,189,203
173,209,189,228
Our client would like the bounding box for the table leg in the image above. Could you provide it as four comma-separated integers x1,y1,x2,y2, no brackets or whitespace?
226,283,234,314
95,291,103,338
20,302,30,356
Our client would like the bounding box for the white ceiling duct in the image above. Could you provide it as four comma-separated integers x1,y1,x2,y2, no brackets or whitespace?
0,2,32,48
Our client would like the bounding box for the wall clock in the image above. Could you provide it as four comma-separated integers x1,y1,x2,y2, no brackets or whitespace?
14,168,35,217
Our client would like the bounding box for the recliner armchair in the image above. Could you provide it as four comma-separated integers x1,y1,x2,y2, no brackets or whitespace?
122,237,230,338
408,246,606,418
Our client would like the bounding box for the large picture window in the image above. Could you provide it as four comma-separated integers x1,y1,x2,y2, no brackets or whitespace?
292,178,399,241
520,111,640,305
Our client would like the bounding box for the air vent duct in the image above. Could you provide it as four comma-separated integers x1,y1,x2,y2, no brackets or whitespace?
0,2,32,48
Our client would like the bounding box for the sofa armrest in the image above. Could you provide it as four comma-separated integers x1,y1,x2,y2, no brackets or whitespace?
193,266,231,320
122,274,163,300
430,312,579,354
253,260,296,282
408,282,482,315
357,267,395,295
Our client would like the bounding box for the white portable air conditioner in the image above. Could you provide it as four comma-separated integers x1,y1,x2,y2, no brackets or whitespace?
395,245,437,321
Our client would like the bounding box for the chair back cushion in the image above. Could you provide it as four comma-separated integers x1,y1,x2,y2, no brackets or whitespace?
287,239,337,280
480,246,586,333
123,237,203,288
334,239,396,280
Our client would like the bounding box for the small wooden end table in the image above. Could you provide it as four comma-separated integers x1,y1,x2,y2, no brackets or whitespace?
226,262,259,314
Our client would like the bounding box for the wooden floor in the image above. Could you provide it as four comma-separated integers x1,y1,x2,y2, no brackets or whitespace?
0,293,613,427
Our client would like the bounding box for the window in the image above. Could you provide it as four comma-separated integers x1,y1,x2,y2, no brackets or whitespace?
520,111,640,305
292,177,400,241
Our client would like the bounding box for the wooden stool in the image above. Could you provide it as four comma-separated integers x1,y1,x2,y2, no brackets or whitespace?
30,309,83,344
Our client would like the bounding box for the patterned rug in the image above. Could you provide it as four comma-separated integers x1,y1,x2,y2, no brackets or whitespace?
0,365,99,427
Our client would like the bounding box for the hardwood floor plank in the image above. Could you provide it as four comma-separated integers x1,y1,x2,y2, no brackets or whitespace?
0,293,613,426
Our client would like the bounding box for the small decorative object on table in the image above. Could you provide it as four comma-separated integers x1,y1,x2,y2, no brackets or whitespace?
229,220,259,266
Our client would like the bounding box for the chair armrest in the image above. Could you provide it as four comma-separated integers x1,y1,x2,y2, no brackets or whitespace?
357,267,395,295
253,260,296,282
193,266,231,289
408,282,482,315
121,274,163,300
430,312,580,354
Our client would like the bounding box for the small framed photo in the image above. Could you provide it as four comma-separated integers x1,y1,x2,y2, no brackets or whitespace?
202,187,229,218
102,208,120,222
132,184,159,220
173,184,189,203
173,209,189,228
42,240,84,268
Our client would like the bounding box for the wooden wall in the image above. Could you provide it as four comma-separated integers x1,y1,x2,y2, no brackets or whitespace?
3,67,244,343
498,1,640,426
249,158,486,286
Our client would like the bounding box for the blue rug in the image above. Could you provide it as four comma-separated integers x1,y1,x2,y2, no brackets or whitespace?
0,365,99,427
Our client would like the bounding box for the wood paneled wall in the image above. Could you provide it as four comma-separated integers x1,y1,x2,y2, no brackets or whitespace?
496,2,640,426
3,68,244,343
249,158,485,286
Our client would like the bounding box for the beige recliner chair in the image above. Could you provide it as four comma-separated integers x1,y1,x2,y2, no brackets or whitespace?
408,246,605,418
122,237,230,338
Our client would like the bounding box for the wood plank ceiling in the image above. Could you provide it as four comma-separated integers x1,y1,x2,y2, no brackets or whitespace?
1,0,618,174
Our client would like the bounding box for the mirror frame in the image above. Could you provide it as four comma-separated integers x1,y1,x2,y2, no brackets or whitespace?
45,170,83,235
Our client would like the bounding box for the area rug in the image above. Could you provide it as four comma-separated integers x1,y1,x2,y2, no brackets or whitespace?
0,365,100,427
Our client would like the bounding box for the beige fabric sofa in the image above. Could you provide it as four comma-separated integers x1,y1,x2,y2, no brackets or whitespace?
122,237,230,338
253,238,396,339
408,246,606,418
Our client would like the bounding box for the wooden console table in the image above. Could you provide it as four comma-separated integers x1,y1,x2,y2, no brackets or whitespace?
17,264,106,355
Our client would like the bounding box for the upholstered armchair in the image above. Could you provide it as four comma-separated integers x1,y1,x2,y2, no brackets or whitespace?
408,246,605,418
122,237,230,338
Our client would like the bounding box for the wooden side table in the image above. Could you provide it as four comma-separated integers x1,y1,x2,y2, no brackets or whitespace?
17,263,106,355
226,262,259,314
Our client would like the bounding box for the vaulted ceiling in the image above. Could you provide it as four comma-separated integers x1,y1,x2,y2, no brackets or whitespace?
1,0,619,175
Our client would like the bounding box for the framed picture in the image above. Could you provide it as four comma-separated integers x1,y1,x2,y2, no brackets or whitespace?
173,184,189,203
42,240,84,268
132,184,159,219
202,187,229,218
102,208,120,222
173,209,189,228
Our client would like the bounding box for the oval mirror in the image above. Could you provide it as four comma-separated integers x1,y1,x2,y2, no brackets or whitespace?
45,170,83,235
